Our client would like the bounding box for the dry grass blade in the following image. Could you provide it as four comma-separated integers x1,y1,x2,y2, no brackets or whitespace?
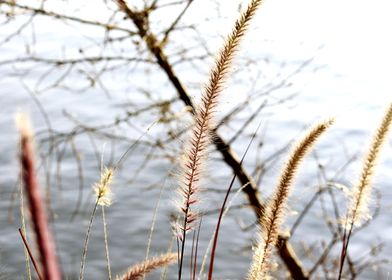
116,253,177,280
248,118,334,279
16,113,62,280
338,103,392,279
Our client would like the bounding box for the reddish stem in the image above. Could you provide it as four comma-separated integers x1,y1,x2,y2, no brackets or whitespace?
20,123,62,280
208,126,259,280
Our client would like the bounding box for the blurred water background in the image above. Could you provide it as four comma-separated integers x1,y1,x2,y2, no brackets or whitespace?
0,0,392,279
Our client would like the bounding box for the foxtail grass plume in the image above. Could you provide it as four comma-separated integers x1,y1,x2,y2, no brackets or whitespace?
94,167,114,207
338,103,392,279
177,0,264,234
248,118,334,279
345,103,392,228
177,0,264,278
116,253,177,280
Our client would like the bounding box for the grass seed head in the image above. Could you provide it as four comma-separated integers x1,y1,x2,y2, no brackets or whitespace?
94,167,114,207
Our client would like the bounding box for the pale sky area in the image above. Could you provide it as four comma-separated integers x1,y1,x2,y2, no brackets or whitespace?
46,0,392,95
185,0,392,126
4,0,392,123
225,0,392,95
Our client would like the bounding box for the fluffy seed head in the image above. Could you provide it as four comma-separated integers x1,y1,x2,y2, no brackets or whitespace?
94,167,114,207
116,253,177,280
248,118,334,279
345,103,392,228
16,112,33,139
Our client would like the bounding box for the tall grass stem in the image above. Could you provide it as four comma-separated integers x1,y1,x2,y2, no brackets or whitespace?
102,206,112,280
79,200,99,280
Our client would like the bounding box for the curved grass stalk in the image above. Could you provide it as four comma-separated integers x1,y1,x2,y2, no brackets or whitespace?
198,182,249,279
79,200,99,280
338,103,392,279
208,122,261,280
248,118,334,279
102,206,112,280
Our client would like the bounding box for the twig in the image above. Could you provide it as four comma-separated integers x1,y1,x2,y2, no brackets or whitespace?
18,228,43,280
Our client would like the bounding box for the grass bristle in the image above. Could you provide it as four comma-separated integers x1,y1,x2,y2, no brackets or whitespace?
345,104,392,228
338,103,392,279
248,118,334,279
116,253,177,280
176,1,264,279
94,167,114,207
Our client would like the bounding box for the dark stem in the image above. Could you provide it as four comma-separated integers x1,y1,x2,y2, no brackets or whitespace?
193,217,202,280
178,204,189,280
208,126,257,280
338,224,354,280
190,229,196,280
18,228,43,280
